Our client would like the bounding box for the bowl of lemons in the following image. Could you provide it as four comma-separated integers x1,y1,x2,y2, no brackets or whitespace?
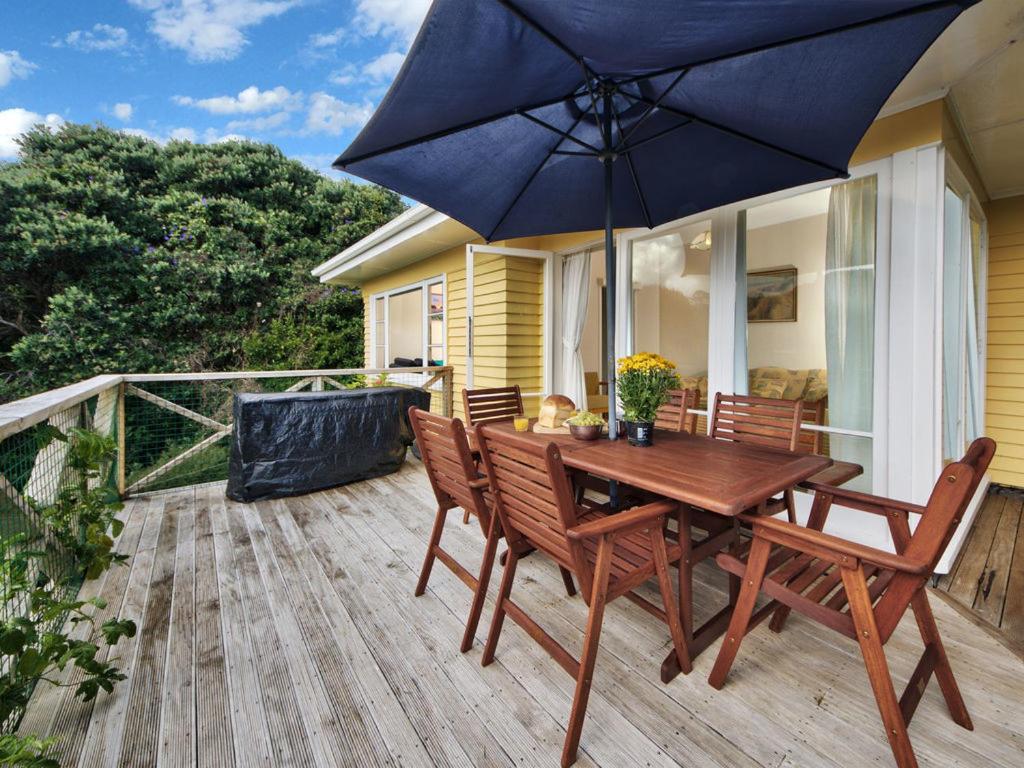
564,411,606,441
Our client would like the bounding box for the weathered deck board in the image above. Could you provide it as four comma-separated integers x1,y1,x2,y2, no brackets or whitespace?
23,462,1024,767
938,489,1024,651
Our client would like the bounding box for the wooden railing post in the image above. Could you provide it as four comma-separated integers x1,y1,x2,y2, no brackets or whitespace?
117,382,127,498
443,366,454,417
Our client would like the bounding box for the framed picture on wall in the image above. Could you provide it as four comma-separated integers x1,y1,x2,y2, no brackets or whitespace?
747,267,797,323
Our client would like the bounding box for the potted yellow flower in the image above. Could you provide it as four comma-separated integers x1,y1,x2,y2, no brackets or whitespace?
616,352,679,446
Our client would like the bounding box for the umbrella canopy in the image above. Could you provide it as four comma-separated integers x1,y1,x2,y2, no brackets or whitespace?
334,0,975,446
335,0,973,240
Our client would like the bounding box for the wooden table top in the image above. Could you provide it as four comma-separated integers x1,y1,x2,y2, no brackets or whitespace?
470,419,845,517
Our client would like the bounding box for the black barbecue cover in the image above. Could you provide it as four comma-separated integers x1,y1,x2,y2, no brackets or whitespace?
226,386,430,502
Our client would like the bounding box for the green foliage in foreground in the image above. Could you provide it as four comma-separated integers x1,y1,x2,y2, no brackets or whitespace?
0,123,404,401
1,428,135,759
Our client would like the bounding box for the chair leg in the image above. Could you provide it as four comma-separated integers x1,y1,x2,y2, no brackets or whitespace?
562,536,613,768
908,590,973,730
415,505,448,597
770,491,831,633
708,537,771,690
677,506,694,647
842,566,919,768
783,488,797,524
462,508,471,525
559,566,577,597
461,512,500,653
651,526,692,676
481,549,519,667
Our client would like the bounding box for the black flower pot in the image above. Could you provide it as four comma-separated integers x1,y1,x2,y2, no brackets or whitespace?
625,420,654,447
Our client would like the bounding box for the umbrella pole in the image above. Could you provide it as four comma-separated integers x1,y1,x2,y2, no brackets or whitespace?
602,89,620,507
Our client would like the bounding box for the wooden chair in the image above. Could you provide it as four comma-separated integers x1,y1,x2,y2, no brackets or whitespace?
798,397,827,455
462,385,524,426
655,388,699,433
475,425,690,767
709,437,996,768
584,371,609,416
710,392,803,522
408,407,502,652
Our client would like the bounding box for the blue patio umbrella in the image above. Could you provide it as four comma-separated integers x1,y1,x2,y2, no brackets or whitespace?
335,0,976,440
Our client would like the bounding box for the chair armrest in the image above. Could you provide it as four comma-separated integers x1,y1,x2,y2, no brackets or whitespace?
468,477,489,490
749,515,928,575
800,482,927,518
567,500,677,541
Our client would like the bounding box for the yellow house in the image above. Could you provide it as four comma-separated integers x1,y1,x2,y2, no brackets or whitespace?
314,4,1024,570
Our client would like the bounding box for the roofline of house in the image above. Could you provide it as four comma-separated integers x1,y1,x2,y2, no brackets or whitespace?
312,204,461,282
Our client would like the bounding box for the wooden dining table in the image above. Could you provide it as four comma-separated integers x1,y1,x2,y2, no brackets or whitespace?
468,419,862,680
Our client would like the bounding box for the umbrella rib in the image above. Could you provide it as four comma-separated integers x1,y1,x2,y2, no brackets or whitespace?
496,0,597,80
609,100,652,230
619,118,694,154
517,110,601,154
616,0,961,88
619,87,848,177
614,68,690,152
334,87,584,168
485,108,590,242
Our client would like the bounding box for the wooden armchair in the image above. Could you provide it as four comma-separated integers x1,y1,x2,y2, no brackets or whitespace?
655,388,699,433
462,385,524,426
709,437,995,768
475,425,690,767
408,407,502,652
710,392,803,522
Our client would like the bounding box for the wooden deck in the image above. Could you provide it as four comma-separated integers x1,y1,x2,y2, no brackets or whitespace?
937,488,1024,652
20,460,1024,767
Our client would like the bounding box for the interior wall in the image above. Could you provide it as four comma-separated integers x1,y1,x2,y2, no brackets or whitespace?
746,213,828,370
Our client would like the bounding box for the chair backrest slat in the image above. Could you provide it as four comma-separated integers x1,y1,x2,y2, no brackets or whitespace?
710,393,802,452
463,385,524,426
797,399,826,454
409,407,490,530
654,388,699,433
476,426,580,571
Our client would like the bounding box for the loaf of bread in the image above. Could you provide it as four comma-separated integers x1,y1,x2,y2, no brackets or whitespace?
536,394,576,429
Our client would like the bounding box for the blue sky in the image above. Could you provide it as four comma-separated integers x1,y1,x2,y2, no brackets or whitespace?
0,0,431,176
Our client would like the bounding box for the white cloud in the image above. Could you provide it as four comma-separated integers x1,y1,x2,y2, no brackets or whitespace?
354,0,430,45
305,93,373,135
62,24,130,52
226,111,290,131
0,51,35,88
129,0,299,62
328,65,357,86
121,125,245,145
309,27,348,48
362,51,405,82
112,102,134,122
174,85,301,115
0,108,63,159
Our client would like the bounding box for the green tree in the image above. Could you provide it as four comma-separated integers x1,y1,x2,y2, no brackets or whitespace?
0,124,403,401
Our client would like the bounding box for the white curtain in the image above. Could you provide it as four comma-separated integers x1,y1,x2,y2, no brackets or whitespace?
825,176,876,488
561,250,591,411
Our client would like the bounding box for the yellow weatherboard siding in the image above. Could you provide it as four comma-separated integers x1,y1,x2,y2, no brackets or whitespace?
985,194,1024,488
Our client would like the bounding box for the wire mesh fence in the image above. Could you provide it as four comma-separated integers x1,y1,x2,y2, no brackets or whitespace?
123,367,453,495
0,385,119,730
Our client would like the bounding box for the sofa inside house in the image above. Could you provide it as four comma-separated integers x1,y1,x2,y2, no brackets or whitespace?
678,367,828,410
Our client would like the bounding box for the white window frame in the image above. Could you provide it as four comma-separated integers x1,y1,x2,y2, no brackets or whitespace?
368,274,447,373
